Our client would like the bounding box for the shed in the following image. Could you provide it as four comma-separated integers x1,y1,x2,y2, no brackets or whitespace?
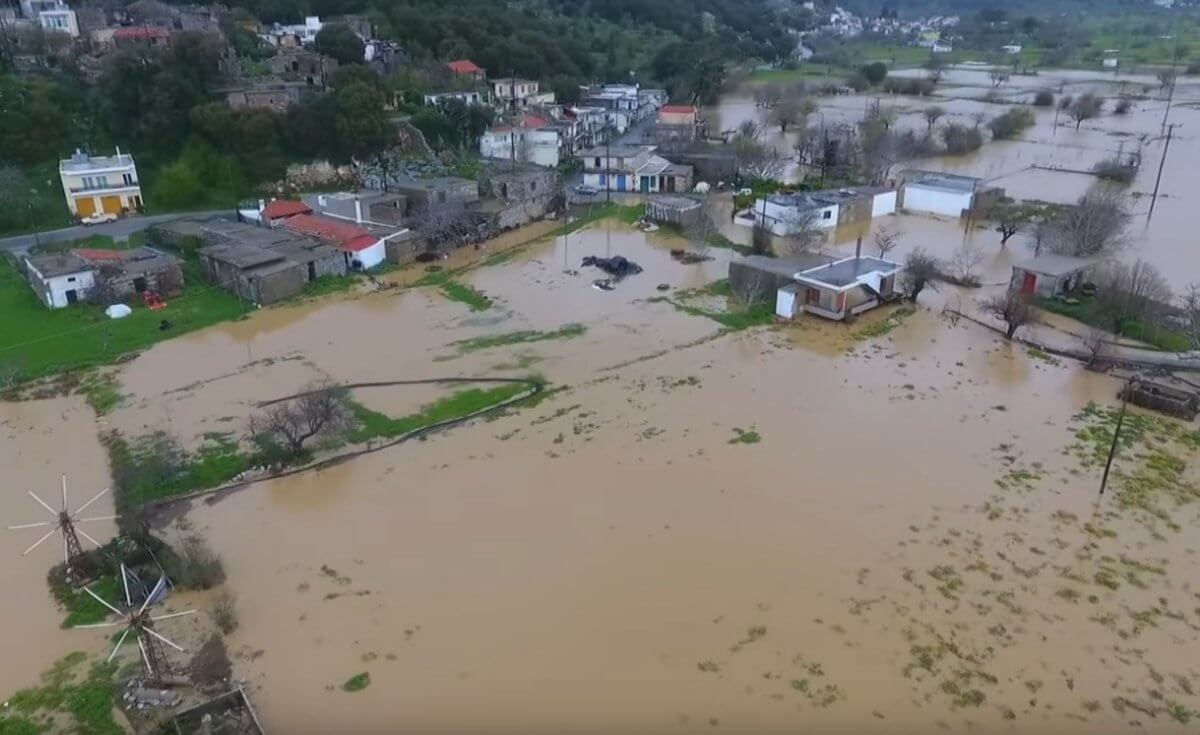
23,252,96,308
646,196,702,227
1010,254,1092,298
898,170,989,218
788,256,901,321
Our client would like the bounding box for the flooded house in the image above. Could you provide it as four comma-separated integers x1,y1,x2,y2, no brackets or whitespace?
749,186,896,236
728,253,901,322
579,145,693,193
1010,254,1094,298
277,213,390,271
897,170,1004,218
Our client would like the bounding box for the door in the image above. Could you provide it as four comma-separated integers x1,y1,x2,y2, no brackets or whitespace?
101,195,122,214
616,174,626,191
640,176,650,193
133,277,147,293
1021,271,1037,295
66,289,78,305
75,197,96,217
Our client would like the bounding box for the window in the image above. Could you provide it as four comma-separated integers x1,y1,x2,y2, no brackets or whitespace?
123,173,134,185
68,277,76,282
593,157,601,168
822,210,832,219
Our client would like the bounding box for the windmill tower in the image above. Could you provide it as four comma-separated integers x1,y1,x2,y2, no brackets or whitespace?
75,565,195,685
7,475,114,577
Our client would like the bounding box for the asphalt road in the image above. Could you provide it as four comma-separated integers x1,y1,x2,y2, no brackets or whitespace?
0,210,234,254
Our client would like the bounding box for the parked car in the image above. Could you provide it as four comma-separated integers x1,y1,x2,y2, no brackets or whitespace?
574,184,599,196
81,212,118,226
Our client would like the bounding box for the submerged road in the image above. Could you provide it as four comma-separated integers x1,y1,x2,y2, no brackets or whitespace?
0,210,234,254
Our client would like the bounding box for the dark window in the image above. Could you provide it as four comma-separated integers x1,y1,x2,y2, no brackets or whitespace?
67,276,76,282
594,157,601,168
822,211,832,219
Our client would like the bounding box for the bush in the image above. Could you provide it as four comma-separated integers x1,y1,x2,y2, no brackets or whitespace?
176,536,226,590
1059,95,1074,110
847,71,870,92
1033,90,1055,106
942,122,984,154
211,591,238,634
1093,159,1137,184
1114,97,1133,114
882,77,935,96
988,108,1035,140
861,61,889,85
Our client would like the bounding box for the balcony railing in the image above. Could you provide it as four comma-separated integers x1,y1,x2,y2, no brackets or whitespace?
66,182,140,194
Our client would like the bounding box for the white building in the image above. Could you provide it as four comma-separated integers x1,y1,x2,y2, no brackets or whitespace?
38,5,78,36
19,0,59,18
898,170,982,218
23,252,96,308
579,145,692,193
1001,44,1023,54
59,148,142,219
480,114,561,168
753,194,838,236
490,78,555,110
423,90,488,107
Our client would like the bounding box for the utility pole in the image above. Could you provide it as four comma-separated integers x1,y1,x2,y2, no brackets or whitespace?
1099,378,1133,496
509,68,517,171
1147,123,1176,223
605,120,611,204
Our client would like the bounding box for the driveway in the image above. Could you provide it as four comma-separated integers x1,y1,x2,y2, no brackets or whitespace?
0,210,234,254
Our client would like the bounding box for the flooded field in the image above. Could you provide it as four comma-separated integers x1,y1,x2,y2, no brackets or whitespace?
4,68,1200,734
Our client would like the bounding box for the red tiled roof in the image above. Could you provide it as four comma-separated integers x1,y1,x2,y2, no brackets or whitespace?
447,59,482,74
491,114,549,133
113,26,171,39
660,105,696,114
261,199,312,220
72,248,126,263
343,235,378,253
279,213,374,249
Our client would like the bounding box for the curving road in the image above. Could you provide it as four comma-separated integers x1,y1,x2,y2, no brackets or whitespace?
0,210,234,254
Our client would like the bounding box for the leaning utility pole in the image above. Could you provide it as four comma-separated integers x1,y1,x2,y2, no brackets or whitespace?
1147,123,1177,223
1099,378,1134,496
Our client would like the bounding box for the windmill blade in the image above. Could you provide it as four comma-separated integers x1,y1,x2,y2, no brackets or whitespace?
137,635,152,674
76,515,117,524
121,563,132,607
76,527,104,549
74,621,125,629
7,520,54,530
61,475,68,513
82,585,124,616
27,490,58,517
138,577,166,616
22,528,58,556
150,610,196,622
73,488,110,516
107,627,132,663
143,626,185,652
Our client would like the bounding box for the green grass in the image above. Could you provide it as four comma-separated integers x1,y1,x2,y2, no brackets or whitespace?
1037,296,1192,352
298,274,358,299
3,653,122,735
855,306,916,340
0,258,248,381
416,270,492,311
728,427,761,445
106,430,273,509
347,382,535,442
342,672,371,692
0,161,72,237
447,324,586,355
56,575,121,628
653,281,776,331
556,203,644,236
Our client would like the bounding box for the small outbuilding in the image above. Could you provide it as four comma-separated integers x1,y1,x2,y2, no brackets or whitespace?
778,256,902,321
1010,254,1093,298
23,252,96,308
646,196,702,227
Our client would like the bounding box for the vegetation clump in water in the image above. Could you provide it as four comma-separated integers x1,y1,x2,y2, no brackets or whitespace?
343,672,371,692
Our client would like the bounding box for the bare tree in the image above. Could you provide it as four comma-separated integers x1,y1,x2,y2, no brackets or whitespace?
1158,70,1178,94
902,247,940,303
411,198,477,246
683,195,718,258
922,105,946,135
949,241,984,285
778,205,827,256
735,138,787,181
981,290,1038,339
731,269,773,307
251,381,350,457
1082,326,1108,369
1180,283,1200,349
873,226,902,258
1043,189,1131,258
755,84,784,109
989,68,1010,87
1095,259,1173,332
1068,93,1104,130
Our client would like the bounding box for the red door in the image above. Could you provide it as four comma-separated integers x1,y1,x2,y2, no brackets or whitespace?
1021,272,1037,295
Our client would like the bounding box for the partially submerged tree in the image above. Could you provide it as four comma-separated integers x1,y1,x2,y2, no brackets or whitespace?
988,108,1035,140
755,83,784,109
873,226,902,258
683,195,718,257
949,241,984,285
1095,260,1173,332
902,248,940,303
778,205,826,256
922,105,946,135
250,381,349,457
1068,93,1104,129
941,122,984,154
1032,89,1055,107
770,96,816,133
861,61,889,85
991,198,1056,246
981,290,1038,339
1042,189,1131,258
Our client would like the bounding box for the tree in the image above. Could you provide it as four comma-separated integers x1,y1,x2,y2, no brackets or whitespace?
1068,93,1103,130
923,55,946,83
315,24,364,66
412,198,477,245
988,108,1034,140
1158,70,1177,94
902,248,940,303
873,226,901,258
778,205,826,256
1180,283,1200,349
250,382,349,457
989,68,1010,87
770,96,815,133
1043,189,1130,257
1082,326,1108,369
941,122,983,155
861,62,888,85
335,82,392,160
1095,260,1172,331
990,198,1040,245
949,241,984,285
755,83,783,109
981,290,1038,339
683,195,718,257
734,132,786,182
923,105,946,135
1033,89,1055,107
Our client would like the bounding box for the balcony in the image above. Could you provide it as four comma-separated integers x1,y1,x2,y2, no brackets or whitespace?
66,182,140,194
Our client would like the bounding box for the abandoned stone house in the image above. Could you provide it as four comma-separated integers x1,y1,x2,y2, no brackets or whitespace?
268,48,336,86
22,246,183,309
224,82,306,112
196,220,345,304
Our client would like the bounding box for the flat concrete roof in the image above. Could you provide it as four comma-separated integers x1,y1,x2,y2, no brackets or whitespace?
799,256,900,287
1013,253,1093,277
734,254,833,278
25,252,93,278
200,242,286,269
902,169,981,193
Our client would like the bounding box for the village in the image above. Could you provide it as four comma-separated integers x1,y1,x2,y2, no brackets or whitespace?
3,0,1200,731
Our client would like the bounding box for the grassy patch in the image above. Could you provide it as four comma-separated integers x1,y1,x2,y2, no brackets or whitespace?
3,652,122,735
556,203,644,236
80,372,124,415
1037,296,1192,353
342,672,371,692
0,257,247,381
1026,346,1062,365
417,270,492,311
446,324,585,356
652,281,776,332
347,382,536,443
855,306,916,340
728,427,761,445
55,574,121,628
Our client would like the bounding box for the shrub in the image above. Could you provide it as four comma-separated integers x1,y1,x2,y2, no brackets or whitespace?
1033,90,1055,106
176,536,226,590
211,591,238,634
988,108,1035,140
1093,159,1137,184
861,61,889,85
1059,94,1074,109
942,122,984,154
1114,97,1133,114
882,77,935,96
848,71,870,92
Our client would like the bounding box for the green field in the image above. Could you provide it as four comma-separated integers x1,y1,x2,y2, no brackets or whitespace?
0,257,247,381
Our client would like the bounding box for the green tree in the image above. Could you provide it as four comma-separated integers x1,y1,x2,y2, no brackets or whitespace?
315,24,365,66
335,83,392,160
861,62,888,85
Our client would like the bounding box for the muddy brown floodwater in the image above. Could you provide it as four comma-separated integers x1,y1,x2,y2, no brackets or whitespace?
4,68,1200,734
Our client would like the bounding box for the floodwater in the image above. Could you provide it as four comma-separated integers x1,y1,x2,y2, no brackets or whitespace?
711,66,1200,289
3,71,1200,733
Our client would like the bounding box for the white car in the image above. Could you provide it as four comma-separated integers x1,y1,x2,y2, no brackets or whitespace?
574,184,600,196
81,212,118,226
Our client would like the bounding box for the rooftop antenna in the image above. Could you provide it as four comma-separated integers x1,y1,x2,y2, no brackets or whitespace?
75,565,195,686
8,475,114,578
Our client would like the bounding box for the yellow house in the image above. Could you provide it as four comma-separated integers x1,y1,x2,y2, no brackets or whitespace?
59,148,143,219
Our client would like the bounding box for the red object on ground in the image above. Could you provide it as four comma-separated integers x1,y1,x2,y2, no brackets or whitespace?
143,291,166,310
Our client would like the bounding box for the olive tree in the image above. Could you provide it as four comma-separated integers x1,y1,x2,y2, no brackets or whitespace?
251,381,350,458
981,290,1038,339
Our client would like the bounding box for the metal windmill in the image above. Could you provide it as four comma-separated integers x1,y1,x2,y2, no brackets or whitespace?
75,565,196,685
7,475,114,575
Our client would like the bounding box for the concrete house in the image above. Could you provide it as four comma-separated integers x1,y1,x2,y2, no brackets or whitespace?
269,48,335,86
423,90,487,107
198,220,346,304
1010,254,1093,298
59,148,143,219
480,114,562,168
752,193,840,236
73,246,183,300
278,213,388,271
749,186,897,233
490,78,555,109
386,176,480,211
305,190,407,228
580,145,690,193
37,4,78,37
23,252,96,308
780,256,902,321
111,25,172,48
446,59,485,81
225,82,306,112
898,170,1002,218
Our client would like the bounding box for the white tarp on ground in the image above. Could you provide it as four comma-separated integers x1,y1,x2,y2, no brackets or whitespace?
857,271,883,296
105,304,132,319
